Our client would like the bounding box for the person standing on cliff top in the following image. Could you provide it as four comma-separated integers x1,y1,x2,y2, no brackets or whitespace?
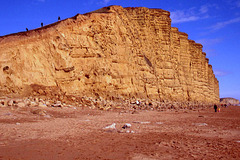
214,104,218,112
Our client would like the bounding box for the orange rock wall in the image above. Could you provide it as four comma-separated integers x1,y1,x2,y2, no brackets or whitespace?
0,6,219,103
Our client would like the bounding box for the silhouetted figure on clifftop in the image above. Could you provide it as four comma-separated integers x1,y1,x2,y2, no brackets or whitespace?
41,22,43,27
26,28,28,31
58,16,61,21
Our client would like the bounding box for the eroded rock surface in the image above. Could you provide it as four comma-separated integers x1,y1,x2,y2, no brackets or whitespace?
0,6,219,103
220,98,239,105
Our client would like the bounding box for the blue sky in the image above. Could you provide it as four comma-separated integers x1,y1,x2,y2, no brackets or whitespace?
0,0,239,100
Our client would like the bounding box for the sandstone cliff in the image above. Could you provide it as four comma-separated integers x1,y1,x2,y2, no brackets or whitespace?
0,6,219,103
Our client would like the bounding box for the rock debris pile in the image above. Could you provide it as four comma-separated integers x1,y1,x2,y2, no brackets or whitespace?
0,95,214,115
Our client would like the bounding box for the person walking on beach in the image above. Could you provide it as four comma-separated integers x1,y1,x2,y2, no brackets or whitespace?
214,104,218,112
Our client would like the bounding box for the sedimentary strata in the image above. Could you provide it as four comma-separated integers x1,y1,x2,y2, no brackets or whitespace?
0,6,219,103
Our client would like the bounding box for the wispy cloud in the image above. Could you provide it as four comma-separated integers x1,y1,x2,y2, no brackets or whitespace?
208,17,240,31
196,38,222,46
214,69,230,77
171,4,218,24
171,10,202,23
199,5,209,14
171,5,210,24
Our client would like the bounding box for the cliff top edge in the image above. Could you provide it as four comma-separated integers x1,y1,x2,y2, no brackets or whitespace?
0,5,170,40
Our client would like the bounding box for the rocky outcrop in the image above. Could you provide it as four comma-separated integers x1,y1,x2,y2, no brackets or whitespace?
0,6,219,103
220,98,239,105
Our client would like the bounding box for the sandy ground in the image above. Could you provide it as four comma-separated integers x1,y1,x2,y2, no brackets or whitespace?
0,105,239,160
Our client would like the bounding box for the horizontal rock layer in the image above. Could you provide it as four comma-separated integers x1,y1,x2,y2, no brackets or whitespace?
0,6,219,103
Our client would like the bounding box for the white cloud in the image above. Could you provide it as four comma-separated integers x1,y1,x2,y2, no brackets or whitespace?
199,5,209,14
171,6,210,24
171,9,203,24
208,17,240,30
171,4,219,24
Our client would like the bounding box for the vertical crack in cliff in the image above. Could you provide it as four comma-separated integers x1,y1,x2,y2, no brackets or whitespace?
143,55,153,67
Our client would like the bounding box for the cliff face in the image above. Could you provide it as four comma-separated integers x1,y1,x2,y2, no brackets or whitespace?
0,6,219,103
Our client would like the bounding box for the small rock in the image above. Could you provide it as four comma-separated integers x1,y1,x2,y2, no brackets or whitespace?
193,123,208,126
45,101,51,106
34,97,39,103
16,102,26,108
31,109,46,116
30,101,38,107
51,101,62,107
117,130,125,133
122,123,131,129
104,106,111,111
51,103,62,108
140,122,151,124
38,89,44,95
39,103,47,108
136,100,140,105
0,99,6,107
104,123,116,129
115,106,123,109
16,122,21,125
56,101,62,104
44,115,51,118
131,110,139,114
7,100,14,106
124,130,135,133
